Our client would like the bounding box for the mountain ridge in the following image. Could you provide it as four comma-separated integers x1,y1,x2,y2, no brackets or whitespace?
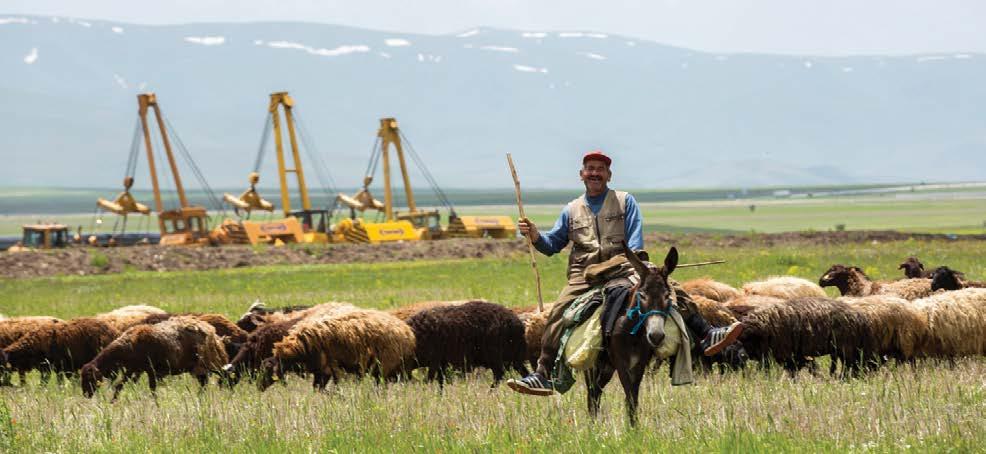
2,15,985,191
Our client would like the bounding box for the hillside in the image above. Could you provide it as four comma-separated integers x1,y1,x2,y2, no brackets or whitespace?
2,15,985,191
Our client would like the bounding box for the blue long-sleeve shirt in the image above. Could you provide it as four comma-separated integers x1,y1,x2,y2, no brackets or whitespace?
533,190,643,256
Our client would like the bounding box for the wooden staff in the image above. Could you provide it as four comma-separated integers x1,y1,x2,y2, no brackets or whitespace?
507,153,544,312
676,260,726,268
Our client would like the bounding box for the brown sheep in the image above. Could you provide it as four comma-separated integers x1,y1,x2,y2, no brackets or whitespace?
899,257,932,279
2,317,119,382
519,303,554,369
234,301,314,332
259,309,415,391
95,305,168,332
681,278,742,303
839,296,930,365
223,303,357,384
691,295,738,327
742,276,827,299
912,288,986,358
0,316,63,385
819,264,932,300
140,313,249,359
723,295,784,318
81,316,229,401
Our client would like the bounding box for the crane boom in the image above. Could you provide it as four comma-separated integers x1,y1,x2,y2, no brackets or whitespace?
269,92,312,217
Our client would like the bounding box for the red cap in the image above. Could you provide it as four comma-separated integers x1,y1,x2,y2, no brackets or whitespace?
582,150,612,167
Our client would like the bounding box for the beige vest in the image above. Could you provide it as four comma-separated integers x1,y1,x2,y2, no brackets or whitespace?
566,189,628,285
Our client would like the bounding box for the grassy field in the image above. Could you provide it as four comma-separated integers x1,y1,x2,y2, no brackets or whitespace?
2,239,985,451
5,196,986,237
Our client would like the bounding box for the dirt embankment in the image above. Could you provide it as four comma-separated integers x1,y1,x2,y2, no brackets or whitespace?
2,231,983,279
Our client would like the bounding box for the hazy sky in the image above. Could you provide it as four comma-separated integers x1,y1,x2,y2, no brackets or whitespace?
6,0,986,55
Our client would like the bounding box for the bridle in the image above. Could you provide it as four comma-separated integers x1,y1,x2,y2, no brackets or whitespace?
625,283,674,336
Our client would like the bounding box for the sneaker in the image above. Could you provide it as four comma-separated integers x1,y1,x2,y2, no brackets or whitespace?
506,373,555,397
702,322,744,356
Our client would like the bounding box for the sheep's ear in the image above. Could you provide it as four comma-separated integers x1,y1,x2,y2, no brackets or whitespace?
897,263,906,270
663,247,678,276
622,240,649,278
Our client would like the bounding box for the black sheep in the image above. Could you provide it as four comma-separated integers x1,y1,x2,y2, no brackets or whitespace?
738,297,870,378
929,266,986,291
222,318,303,385
406,301,529,388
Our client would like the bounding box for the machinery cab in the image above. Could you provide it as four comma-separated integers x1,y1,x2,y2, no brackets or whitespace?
290,209,332,243
158,206,211,245
397,210,444,239
21,224,70,249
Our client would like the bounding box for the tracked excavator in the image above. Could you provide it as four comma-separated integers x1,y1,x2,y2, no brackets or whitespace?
95,93,222,246
334,118,515,243
218,92,333,245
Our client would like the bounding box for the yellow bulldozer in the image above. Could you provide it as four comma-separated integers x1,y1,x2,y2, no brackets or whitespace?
334,118,515,243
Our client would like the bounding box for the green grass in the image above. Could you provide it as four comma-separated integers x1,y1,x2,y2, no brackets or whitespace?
1,239,986,451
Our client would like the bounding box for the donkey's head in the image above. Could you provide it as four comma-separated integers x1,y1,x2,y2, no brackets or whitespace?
623,242,678,348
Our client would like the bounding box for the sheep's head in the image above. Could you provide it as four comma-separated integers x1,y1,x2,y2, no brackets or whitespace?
80,363,103,398
930,266,964,291
235,312,267,333
818,264,858,295
257,357,280,392
899,257,926,279
623,241,677,349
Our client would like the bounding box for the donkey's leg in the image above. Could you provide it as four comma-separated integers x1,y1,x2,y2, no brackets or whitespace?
584,363,615,419
616,361,648,428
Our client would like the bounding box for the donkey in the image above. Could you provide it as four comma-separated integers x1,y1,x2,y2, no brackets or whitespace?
584,243,678,427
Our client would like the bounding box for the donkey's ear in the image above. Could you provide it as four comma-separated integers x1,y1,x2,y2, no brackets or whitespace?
663,247,678,276
622,240,649,277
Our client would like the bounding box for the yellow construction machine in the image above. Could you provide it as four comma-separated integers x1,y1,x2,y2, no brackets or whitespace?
334,118,515,242
16,224,70,250
219,92,332,245
95,93,220,246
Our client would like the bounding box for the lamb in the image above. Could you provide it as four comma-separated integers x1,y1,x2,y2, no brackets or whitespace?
742,276,827,299
519,304,554,369
94,305,168,332
737,297,869,377
681,278,741,303
838,296,930,365
405,301,529,388
2,317,119,382
81,316,229,401
223,303,357,383
911,288,986,358
899,257,932,279
259,309,415,391
0,316,63,385
929,266,986,291
819,264,932,300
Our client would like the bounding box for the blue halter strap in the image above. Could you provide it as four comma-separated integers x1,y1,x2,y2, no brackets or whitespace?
626,290,673,336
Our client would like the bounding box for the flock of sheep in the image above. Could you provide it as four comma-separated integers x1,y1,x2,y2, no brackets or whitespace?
1,256,984,399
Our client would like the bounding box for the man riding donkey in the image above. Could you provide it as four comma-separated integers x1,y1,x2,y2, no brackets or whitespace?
507,150,744,396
